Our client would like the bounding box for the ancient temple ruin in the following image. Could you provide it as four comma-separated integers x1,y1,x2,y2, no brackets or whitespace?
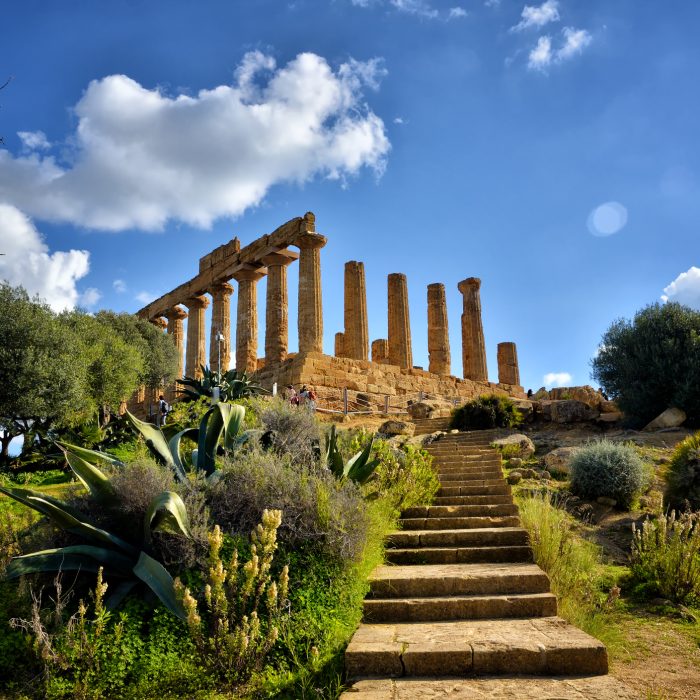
134,212,524,414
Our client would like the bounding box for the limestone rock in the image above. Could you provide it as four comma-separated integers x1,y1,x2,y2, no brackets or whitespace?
508,457,523,469
537,469,552,480
507,471,522,485
644,407,687,431
597,412,623,424
378,420,415,437
512,399,534,420
548,385,606,408
407,399,454,420
542,400,600,423
492,434,535,458
599,399,619,413
543,446,579,475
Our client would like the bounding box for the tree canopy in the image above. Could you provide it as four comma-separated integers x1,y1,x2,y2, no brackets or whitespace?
591,302,700,427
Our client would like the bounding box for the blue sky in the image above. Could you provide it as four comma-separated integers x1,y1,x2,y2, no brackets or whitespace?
1,0,699,392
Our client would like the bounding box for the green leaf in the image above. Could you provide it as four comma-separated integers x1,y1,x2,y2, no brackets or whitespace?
56,441,124,468
5,545,134,578
0,485,85,520
167,428,198,483
125,410,175,469
197,405,224,477
144,491,191,544
104,580,138,611
132,551,186,619
222,404,246,450
59,447,115,502
344,438,381,485
325,425,345,478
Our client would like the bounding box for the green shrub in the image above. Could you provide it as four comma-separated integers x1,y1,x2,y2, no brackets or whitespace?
569,439,645,509
631,511,700,604
665,430,700,510
450,394,522,431
261,399,321,469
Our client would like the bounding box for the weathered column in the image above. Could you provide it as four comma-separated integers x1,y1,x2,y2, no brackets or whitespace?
185,295,209,380
209,282,234,373
387,273,413,369
262,253,293,364
232,268,264,374
458,277,488,382
427,283,451,375
497,342,520,386
150,316,167,332
296,232,327,354
165,306,188,379
343,261,369,361
372,339,388,363
335,332,345,358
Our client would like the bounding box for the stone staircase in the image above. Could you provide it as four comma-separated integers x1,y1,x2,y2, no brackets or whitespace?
411,416,453,435
341,431,635,699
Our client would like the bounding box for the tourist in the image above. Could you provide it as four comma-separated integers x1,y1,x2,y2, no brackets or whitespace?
157,394,169,427
307,386,317,412
299,385,309,408
284,384,299,406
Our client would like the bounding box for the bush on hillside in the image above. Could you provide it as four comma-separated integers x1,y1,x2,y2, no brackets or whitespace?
261,399,321,469
450,394,522,431
592,302,700,427
569,439,645,509
665,430,700,510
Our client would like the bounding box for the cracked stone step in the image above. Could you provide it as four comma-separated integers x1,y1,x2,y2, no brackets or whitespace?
387,527,529,549
385,544,533,565
402,504,518,518
437,484,512,497
439,475,504,485
436,472,503,481
433,494,513,506
400,515,521,530
367,563,550,598
340,675,637,699
363,592,557,623
345,617,608,679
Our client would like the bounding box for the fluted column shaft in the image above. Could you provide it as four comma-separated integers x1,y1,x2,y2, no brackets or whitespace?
165,306,188,379
372,339,388,363
335,332,345,358
296,233,327,354
387,273,413,369
262,254,293,364
427,283,451,375
344,261,369,360
185,296,209,380
497,342,520,386
233,269,264,374
209,282,233,373
458,277,488,382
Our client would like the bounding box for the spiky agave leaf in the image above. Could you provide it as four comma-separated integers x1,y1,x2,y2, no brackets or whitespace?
167,428,198,482
343,438,381,485
132,551,186,619
125,410,176,471
58,445,116,503
144,491,191,544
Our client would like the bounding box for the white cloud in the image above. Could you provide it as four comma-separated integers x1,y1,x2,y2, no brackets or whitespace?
448,7,468,19
0,203,90,311
544,372,572,388
557,27,592,60
528,36,553,70
485,0,500,7
587,201,628,236
113,278,127,293
390,0,438,19
661,267,700,309
17,130,51,150
80,287,102,308
0,52,390,232
512,1,560,32
135,291,155,305
393,116,405,124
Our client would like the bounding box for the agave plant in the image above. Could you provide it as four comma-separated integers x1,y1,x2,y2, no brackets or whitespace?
0,442,190,618
177,366,267,403
324,424,381,485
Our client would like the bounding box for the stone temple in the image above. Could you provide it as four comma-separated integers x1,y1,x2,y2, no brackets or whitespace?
133,213,524,413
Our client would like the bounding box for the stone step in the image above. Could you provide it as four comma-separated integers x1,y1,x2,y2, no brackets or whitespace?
427,447,495,454
435,469,503,479
432,460,502,468
438,483,512,497
402,504,518,518
388,527,529,549
400,515,521,530
341,675,636,699
438,474,504,484
363,592,558,623
433,494,513,506
385,545,533,565
368,563,550,598
345,617,608,679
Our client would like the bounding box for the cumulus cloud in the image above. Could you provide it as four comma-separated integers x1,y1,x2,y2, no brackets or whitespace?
527,27,593,71
528,36,553,70
512,1,560,32
557,27,593,60
448,7,468,19
113,278,127,293
390,0,438,18
80,287,102,308
17,130,51,151
0,52,390,232
544,372,572,388
661,267,700,309
0,203,90,311
135,291,155,305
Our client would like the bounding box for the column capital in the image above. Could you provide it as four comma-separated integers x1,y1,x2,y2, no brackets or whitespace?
185,295,210,310
150,316,167,330
261,251,296,267
295,232,327,250
232,267,266,283
210,281,234,296
165,305,188,321
458,277,482,294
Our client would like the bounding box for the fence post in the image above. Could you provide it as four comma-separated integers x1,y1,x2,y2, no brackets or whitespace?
384,395,389,414
272,382,277,397
419,390,424,402
343,387,348,415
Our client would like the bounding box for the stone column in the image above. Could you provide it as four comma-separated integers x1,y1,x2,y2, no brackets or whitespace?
343,261,369,361
209,282,234,373
262,253,293,364
150,316,167,332
165,306,188,379
458,277,488,382
387,273,413,369
335,332,345,358
185,295,209,380
372,339,388,364
296,232,327,354
232,268,264,374
427,283,451,376
497,342,520,386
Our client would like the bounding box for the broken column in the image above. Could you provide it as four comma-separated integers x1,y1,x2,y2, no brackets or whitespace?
165,306,188,379
185,295,209,379
209,282,233,373
262,253,294,364
387,273,413,369
335,332,345,358
372,339,388,364
232,268,264,374
343,261,369,360
458,277,488,382
296,231,327,354
427,283,451,375
497,342,520,386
